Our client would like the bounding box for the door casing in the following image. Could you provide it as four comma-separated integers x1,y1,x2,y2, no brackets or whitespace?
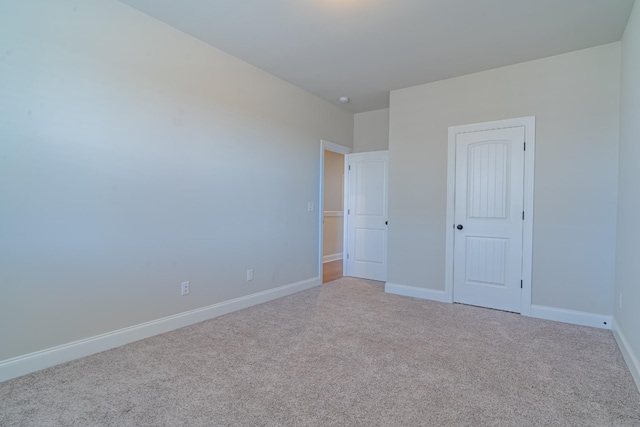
445,117,535,316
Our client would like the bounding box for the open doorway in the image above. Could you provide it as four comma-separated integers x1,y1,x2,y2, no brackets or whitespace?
319,140,351,284
323,149,345,283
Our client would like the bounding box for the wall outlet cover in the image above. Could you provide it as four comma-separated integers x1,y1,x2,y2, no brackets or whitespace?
181,281,190,296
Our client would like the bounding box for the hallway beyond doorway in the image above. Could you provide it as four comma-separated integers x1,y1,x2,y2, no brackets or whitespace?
323,260,343,283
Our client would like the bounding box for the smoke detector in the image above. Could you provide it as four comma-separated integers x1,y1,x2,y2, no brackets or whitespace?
339,96,350,104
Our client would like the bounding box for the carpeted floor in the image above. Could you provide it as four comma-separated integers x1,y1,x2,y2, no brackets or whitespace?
1,277,639,426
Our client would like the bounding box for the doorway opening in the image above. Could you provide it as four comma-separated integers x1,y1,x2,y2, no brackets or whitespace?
323,150,345,283
319,140,351,284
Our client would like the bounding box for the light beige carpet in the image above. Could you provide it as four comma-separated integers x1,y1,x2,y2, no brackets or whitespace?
1,277,639,426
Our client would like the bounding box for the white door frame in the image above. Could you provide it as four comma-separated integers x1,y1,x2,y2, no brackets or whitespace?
444,117,535,316
319,139,352,280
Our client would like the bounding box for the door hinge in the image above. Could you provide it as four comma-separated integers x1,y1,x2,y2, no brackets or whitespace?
522,211,525,220
347,253,350,259
348,165,351,171
348,209,351,215
524,142,526,151
521,280,523,289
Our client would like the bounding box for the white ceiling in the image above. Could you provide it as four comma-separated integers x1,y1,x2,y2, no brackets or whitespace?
119,0,635,113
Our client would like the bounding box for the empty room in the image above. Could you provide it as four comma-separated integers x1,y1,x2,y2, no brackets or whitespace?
1,0,640,425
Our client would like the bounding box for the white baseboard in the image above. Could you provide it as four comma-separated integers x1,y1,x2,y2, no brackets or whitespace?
529,305,612,329
0,277,321,383
323,253,343,263
612,318,640,392
384,284,612,330
385,282,452,303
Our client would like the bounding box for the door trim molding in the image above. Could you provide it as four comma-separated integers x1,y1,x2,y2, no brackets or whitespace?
445,116,535,314
319,140,351,280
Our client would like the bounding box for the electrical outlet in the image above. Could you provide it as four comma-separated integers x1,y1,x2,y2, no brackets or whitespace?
246,269,254,281
181,281,190,296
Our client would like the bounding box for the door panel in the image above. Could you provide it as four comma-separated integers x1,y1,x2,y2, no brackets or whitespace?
465,237,508,286
355,228,385,263
453,127,524,312
355,160,386,215
347,151,388,281
468,142,508,219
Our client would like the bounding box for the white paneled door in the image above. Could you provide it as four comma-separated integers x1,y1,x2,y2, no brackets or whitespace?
453,127,525,313
346,151,388,281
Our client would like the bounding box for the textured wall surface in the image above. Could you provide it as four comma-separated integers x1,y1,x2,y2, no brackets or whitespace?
388,43,620,315
615,0,640,387
0,0,353,360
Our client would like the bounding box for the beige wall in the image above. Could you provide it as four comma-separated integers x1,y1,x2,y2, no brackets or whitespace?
323,151,344,212
323,216,344,258
0,0,353,361
354,108,390,152
388,43,620,316
615,0,640,386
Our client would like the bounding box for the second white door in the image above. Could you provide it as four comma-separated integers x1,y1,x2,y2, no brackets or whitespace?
453,126,525,313
346,151,388,281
